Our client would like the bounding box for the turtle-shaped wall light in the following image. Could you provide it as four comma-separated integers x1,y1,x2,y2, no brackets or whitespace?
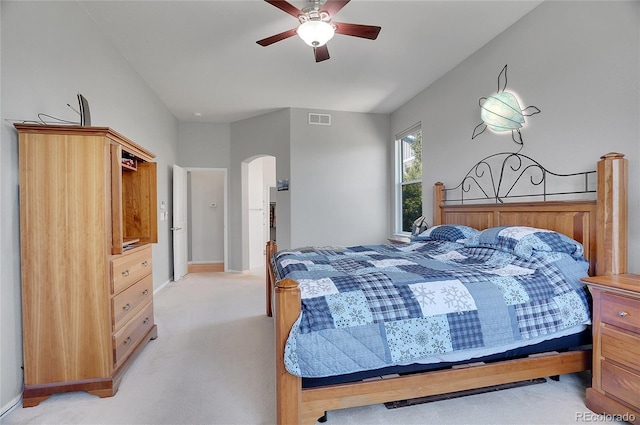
472,65,541,147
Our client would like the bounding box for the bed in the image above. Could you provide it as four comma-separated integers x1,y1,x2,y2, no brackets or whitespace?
266,152,628,425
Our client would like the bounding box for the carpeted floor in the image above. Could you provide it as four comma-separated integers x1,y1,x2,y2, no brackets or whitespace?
1,272,623,425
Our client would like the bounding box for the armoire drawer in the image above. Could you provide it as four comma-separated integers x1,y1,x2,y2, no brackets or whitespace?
113,301,154,368
111,245,152,294
112,274,153,332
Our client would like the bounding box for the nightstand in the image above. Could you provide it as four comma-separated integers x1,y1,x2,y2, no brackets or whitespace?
582,274,640,424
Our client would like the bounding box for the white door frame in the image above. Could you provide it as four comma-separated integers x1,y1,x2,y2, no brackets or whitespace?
172,164,188,281
241,155,276,272
185,167,229,272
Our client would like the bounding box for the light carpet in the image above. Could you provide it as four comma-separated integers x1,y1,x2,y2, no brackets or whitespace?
1,272,621,425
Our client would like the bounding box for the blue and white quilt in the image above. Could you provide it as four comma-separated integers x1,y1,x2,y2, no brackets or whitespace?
272,225,592,378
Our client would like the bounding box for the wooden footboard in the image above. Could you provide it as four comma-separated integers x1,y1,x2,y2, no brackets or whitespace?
272,271,591,425
267,152,628,425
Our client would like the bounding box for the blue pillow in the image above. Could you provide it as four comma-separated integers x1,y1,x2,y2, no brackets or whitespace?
464,226,584,259
413,224,479,242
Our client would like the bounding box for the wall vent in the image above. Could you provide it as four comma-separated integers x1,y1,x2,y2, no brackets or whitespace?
308,113,331,126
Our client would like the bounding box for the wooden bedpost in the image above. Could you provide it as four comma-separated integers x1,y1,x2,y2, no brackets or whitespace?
433,182,445,226
596,152,628,276
266,241,278,317
274,278,302,425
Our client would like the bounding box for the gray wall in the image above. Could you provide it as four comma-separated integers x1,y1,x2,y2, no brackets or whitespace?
1,1,178,413
391,0,640,272
188,170,225,263
290,108,390,247
178,122,230,169
229,109,292,271
223,108,390,271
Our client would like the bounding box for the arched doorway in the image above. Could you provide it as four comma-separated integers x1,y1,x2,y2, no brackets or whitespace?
242,155,276,272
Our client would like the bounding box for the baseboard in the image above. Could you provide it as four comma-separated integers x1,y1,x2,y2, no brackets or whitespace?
188,262,224,273
154,278,172,295
0,394,22,419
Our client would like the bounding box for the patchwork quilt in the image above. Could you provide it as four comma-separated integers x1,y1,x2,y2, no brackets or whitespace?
272,226,591,378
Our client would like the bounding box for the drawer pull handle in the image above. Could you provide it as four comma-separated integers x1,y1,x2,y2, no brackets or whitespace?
618,311,629,317
142,289,149,296
122,270,130,277
143,317,150,325
142,261,149,267
123,303,131,311
123,337,132,345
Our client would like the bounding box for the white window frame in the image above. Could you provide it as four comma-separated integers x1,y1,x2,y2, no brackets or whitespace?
394,123,422,236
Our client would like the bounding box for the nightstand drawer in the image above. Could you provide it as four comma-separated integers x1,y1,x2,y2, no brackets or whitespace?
602,325,640,371
602,361,640,408
601,293,640,333
112,274,153,332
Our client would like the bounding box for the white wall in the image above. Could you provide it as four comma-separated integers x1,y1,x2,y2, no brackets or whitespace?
0,1,178,414
391,0,640,272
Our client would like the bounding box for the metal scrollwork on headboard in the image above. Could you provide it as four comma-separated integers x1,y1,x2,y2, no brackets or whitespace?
444,152,596,204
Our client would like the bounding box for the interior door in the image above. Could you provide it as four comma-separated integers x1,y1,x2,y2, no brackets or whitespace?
172,164,188,281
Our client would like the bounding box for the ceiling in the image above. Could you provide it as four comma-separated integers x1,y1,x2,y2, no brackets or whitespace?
79,0,543,123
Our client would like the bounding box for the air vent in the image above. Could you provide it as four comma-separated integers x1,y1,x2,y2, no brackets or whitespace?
308,113,331,126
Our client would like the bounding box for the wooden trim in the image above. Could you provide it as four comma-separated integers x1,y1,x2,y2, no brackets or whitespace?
436,200,597,276
266,241,278,317
300,351,590,424
267,152,629,425
187,262,224,273
111,144,124,255
433,182,445,226
586,388,640,425
14,124,155,162
596,153,628,275
274,278,302,425
22,324,157,407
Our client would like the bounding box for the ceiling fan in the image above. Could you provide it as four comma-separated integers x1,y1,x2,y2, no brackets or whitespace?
256,0,381,63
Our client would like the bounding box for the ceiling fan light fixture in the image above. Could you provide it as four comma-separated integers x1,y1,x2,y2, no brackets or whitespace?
297,20,335,47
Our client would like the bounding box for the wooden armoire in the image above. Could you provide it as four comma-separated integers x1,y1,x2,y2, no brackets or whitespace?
15,124,158,407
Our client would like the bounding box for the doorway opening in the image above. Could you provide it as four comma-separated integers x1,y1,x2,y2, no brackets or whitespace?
242,155,276,272
172,166,228,280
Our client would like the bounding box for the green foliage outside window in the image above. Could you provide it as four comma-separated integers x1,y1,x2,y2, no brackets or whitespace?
400,130,422,233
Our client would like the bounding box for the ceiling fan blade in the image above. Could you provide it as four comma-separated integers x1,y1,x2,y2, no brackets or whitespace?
333,22,381,40
257,28,298,46
264,0,304,18
320,0,350,17
314,45,330,62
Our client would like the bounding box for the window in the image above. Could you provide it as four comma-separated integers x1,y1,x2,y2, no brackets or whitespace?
396,125,422,234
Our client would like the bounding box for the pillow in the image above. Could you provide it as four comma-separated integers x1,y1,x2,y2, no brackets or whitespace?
412,224,479,242
464,226,584,259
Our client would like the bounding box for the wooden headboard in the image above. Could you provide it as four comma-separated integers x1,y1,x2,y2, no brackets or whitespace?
433,153,628,277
